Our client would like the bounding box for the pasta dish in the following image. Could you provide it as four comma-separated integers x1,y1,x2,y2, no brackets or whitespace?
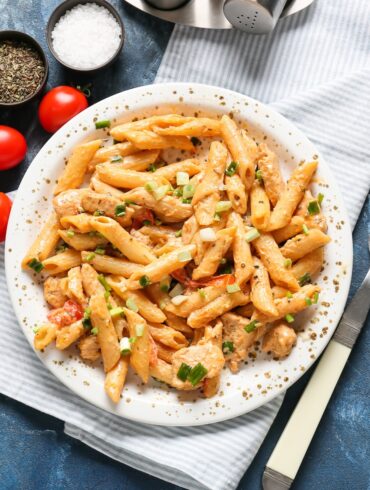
22,113,330,403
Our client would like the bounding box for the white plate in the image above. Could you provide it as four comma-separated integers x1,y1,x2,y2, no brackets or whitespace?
5,83,352,426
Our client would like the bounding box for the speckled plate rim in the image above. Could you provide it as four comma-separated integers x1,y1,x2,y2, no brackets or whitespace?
5,82,353,426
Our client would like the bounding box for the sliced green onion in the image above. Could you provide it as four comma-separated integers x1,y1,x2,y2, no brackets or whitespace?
135,324,145,337
171,294,188,305
126,297,138,312
95,120,110,129
255,169,263,182
286,291,293,299
139,275,151,288
159,276,171,293
298,272,312,286
120,337,132,355
28,258,44,273
169,282,184,298
245,320,258,333
111,155,123,163
215,201,232,213
214,213,221,222
104,290,110,300
173,187,183,197
176,171,190,186
284,258,292,268
178,250,192,262
182,198,192,204
188,363,208,386
177,363,192,382
33,326,40,334
142,220,152,226
285,313,295,323
302,224,309,235
225,161,238,177
98,274,111,292
198,288,206,299
226,283,240,294
147,164,157,172
222,341,234,354
110,307,125,318
182,184,195,199
91,327,99,335
245,227,260,242
199,227,217,242
305,298,312,306
313,291,319,304
107,302,113,310
115,204,126,217
93,210,105,216
191,136,201,146
153,184,170,201
155,218,162,226
175,229,182,237
84,307,92,318
145,181,158,192
317,193,324,205
66,229,75,237
84,252,96,262
307,200,320,215
56,242,68,253
94,247,105,255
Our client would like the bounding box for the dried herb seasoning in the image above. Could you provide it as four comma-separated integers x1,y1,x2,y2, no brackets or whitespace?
0,40,45,103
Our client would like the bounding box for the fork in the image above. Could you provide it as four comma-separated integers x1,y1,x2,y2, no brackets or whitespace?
262,200,370,489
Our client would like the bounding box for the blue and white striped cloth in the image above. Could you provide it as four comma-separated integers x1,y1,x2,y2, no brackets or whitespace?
1,1,370,489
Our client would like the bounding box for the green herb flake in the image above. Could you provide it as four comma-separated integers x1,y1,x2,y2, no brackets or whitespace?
188,363,208,386
307,200,320,215
95,120,111,129
91,327,99,335
177,362,192,382
222,341,234,354
28,258,44,273
298,272,312,287
98,274,111,292
147,164,157,172
285,313,295,323
111,155,123,163
84,252,96,262
225,161,238,177
139,275,151,288
115,203,126,217
93,210,105,216
245,320,258,333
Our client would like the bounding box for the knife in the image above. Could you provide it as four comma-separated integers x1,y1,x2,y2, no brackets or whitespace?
262,234,370,489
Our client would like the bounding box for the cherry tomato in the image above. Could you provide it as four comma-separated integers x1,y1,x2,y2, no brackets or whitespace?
132,208,155,229
0,193,12,242
47,299,83,327
0,126,27,170
38,86,88,133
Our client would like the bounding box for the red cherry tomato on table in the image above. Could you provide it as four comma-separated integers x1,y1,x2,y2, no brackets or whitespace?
0,193,12,242
0,126,27,170
38,86,88,133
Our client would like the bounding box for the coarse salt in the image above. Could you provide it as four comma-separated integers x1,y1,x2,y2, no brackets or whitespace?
51,3,122,69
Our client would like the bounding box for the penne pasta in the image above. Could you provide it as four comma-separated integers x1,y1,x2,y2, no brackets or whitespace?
42,249,81,275
164,311,194,338
58,229,108,251
272,215,305,244
155,159,200,183
55,320,85,350
104,357,129,403
280,229,331,262
110,114,190,140
34,324,57,350
54,139,102,195
67,266,86,306
124,130,195,152
165,285,225,318
267,161,318,231
155,342,176,364
225,174,247,215
90,174,128,199
124,308,150,383
227,212,254,286
152,117,221,137
182,215,199,244
250,181,271,230
194,193,219,226
291,247,324,280
96,164,167,189
253,233,300,291
81,263,105,297
90,216,156,264
90,292,120,372
149,325,188,350
256,143,285,206
90,141,139,165
250,257,278,317
81,252,144,278
60,213,94,233
22,212,60,269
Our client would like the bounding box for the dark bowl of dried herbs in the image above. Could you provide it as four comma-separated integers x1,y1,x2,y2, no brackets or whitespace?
0,30,48,107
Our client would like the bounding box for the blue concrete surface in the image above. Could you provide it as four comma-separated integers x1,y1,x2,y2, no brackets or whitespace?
0,2,369,489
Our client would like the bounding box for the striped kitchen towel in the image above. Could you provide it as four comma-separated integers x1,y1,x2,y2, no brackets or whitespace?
1,1,370,490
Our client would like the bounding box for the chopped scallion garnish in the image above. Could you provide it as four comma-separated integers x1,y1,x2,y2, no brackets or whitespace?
198,288,206,299
313,291,319,304
222,341,234,354
182,184,195,199
169,283,184,298
145,181,158,192
139,275,151,288
135,324,145,337
178,250,192,262
91,327,99,335
93,210,105,216
215,201,232,214
175,229,182,237
84,252,96,262
225,161,238,177
95,120,111,129
110,307,125,318
302,224,309,235
115,204,126,217
284,258,292,268
177,363,192,382
147,164,157,172
66,229,75,237
305,297,312,306
317,193,324,205
245,320,258,333
176,171,190,186
307,200,320,215
119,337,132,355
298,272,312,286
94,247,105,255
255,169,263,182
98,274,111,292
285,314,295,323
188,363,208,386
226,283,240,294
111,155,123,163
153,184,170,201
245,227,260,242
286,291,293,299
28,258,44,273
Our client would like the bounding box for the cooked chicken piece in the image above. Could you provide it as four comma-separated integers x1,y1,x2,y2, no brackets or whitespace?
53,189,88,218
81,190,134,227
78,335,101,362
221,312,265,373
262,323,297,358
43,277,68,308
122,188,192,223
170,342,224,390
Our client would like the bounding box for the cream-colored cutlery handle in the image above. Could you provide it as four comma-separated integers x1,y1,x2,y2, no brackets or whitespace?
265,339,351,482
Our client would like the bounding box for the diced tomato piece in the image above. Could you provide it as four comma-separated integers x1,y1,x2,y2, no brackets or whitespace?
47,299,83,327
132,208,155,229
202,274,235,288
